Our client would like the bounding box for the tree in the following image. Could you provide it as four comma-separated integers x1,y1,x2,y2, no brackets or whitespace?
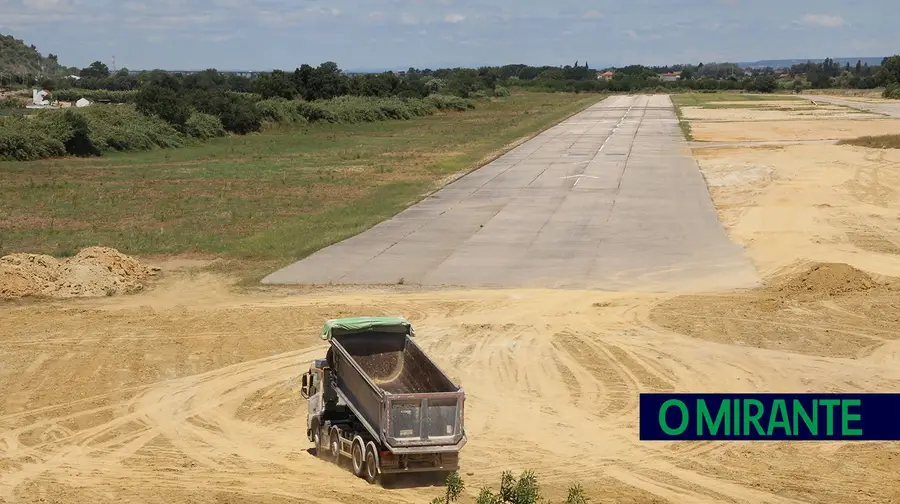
135,83,190,127
252,69,297,99
79,60,110,79
875,55,900,86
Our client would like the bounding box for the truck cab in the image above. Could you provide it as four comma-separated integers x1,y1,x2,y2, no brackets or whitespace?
300,358,328,447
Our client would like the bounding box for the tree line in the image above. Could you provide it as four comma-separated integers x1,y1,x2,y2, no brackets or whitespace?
25,54,899,102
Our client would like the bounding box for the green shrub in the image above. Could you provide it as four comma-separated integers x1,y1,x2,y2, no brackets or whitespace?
493,86,511,97
1,92,473,162
73,104,184,151
325,96,422,122
0,122,66,161
465,470,588,504
884,84,900,99
296,100,336,122
0,104,184,160
190,90,262,134
26,109,100,156
424,94,473,111
300,95,471,124
257,98,308,125
60,110,100,156
184,111,226,139
136,84,191,127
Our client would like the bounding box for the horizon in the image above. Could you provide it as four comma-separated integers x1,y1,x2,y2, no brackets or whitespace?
94,56,896,74
0,0,896,71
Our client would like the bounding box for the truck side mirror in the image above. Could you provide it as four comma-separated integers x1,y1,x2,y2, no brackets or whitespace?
300,373,309,399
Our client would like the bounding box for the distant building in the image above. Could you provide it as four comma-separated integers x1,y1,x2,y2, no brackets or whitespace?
597,71,614,80
658,71,681,82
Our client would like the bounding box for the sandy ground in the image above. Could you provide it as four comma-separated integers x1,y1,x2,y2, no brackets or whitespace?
685,98,900,142
681,100,882,122
691,119,900,142
3,98,900,504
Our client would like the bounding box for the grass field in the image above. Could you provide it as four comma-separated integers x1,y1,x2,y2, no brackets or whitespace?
0,92,600,279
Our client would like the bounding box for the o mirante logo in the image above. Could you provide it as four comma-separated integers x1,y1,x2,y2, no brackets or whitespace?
639,393,900,441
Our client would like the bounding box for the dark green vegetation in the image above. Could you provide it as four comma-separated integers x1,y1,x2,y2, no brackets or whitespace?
0,92,598,273
14,56,900,98
430,471,588,504
0,94,472,161
788,57,900,98
838,134,900,149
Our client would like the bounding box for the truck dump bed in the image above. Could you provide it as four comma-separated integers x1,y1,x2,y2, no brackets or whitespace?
338,331,456,394
322,317,466,453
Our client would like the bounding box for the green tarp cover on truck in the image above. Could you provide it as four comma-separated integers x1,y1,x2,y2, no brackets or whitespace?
319,316,415,341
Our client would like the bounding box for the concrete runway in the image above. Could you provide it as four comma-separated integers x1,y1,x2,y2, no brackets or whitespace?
263,94,761,292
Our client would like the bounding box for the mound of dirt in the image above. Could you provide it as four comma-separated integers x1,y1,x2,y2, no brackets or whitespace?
0,247,160,300
771,262,876,297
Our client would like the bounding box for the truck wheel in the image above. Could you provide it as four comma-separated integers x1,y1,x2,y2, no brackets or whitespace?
364,443,379,484
329,427,341,465
310,420,321,455
351,437,365,477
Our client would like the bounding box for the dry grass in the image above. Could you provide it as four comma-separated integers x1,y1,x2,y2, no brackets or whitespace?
838,134,900,149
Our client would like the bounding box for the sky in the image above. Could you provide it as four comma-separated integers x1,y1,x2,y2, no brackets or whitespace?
0,0,897,71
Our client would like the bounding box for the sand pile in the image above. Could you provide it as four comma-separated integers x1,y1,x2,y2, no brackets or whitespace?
0,246,160,299
772,262,876,298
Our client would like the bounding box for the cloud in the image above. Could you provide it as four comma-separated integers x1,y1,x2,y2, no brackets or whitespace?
124,13,219,31
22,0,73,11
122,1,149,11
444,13,464,23
582,10,602,20
400,12,419,25
796,13,844,28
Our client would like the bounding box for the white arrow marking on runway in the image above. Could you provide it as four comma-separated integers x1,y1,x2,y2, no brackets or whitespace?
561,174,599,187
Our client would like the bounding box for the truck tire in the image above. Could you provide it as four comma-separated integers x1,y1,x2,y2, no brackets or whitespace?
364,442,379,484
329,427,341,465
310,419,322,456
351,437,365,477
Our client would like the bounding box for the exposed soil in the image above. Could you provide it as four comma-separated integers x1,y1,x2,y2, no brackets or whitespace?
0,246,160,299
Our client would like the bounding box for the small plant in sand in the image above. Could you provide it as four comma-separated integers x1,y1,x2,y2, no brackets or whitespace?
437,470,587,504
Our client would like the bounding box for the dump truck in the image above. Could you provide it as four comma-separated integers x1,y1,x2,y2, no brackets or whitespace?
299,316,466,484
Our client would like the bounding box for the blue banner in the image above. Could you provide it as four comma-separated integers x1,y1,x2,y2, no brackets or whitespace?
639,393,900,441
